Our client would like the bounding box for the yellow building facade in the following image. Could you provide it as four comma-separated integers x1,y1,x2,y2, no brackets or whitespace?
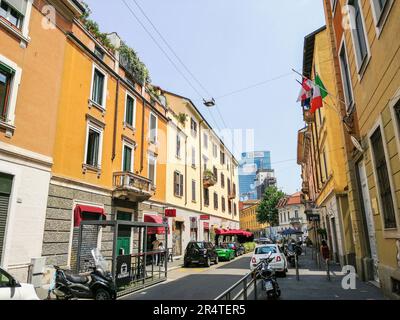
240,201,268,237
319,0,400,299
163,91,240,257
298,27,354,266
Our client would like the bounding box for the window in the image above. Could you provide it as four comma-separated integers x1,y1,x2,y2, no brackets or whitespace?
371,0,391,27
91,68,106,107
234,203,237,216
323,150,329,180
192,180,196,202
213,166,218,183
176,133,181,158
94,45,105,60
213,192,218,209
221,173,225,188
190,118,197,137
213,143,218,158
203,133,208,149
149,112,158,144
125,94,136,127
394,101,400,137
221,196,226,212
0,0,24,29
339,44,354,111
85,125,102,168
203,155,208,171
148,153,156,185
191,146,196,168
227,178,231,195
0,66,11,121
228,200,232,213
204,188,209,206
174,171,184,197
233,183,236,196
370,128,397,229
295,210,299,218
122,144,133,172
349,0,369,71
220,151,225,165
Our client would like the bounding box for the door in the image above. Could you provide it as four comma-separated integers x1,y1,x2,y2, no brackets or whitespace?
0,269,21,300
173,222,182,256
358,161,379,282
0,173,13,266
117,211,132,256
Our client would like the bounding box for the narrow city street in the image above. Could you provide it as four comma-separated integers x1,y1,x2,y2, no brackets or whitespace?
122,255,252,300
123,250,386,300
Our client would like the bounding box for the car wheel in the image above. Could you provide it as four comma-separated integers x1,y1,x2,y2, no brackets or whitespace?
95,289,111,300
184,261,190,268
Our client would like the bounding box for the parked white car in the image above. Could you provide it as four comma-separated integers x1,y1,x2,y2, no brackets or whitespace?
250,244,287,276
0,267,39,300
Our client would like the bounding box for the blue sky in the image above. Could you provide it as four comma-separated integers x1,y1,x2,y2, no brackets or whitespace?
85,0,325,194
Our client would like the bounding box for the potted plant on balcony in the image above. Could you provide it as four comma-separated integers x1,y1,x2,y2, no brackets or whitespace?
203,169,216,188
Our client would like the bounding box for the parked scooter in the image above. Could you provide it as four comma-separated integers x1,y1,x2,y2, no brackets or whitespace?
285,241,303,267
257,253,281,299
52,248,116,300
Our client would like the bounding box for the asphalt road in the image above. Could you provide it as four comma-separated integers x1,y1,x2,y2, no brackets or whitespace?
123,255,252,300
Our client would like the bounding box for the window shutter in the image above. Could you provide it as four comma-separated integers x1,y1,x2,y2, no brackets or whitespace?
7,0,27,16
0,63,15,75
180,174,184,197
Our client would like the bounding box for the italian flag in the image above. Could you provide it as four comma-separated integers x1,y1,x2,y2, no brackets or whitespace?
310,74,328,114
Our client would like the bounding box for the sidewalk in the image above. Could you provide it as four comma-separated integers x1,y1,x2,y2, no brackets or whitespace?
270,249,386,300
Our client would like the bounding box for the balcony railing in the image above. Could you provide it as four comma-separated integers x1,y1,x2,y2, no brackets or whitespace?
113,172,155,201
203,170,217,188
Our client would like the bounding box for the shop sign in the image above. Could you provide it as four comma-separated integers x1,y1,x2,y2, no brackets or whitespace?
200,215,210,220
116,255,131,288
165,208,177,217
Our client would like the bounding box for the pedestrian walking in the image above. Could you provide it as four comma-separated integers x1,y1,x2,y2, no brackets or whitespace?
152,238,160,265
320,240,331,280
158,242,165,266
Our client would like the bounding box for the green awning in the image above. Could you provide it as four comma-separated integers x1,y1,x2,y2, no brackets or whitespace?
0,62,15,75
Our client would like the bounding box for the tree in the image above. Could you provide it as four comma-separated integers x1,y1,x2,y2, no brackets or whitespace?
256,186,285,226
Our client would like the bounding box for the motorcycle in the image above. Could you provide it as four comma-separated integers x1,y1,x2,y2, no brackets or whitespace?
285,243,302,268
52,248,117,300
257,253,281,299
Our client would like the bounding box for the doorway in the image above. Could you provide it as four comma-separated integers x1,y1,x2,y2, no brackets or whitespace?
357,161,379,282
116,211,132,256
173,221,182,256
0,173,13,266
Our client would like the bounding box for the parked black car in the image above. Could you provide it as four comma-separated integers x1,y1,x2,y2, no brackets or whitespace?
227,242,245,257
184,241,218,267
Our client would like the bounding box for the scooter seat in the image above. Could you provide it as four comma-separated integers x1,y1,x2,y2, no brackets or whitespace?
65,271,89,284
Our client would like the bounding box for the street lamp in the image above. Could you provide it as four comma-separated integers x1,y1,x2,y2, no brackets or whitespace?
203,98,216,107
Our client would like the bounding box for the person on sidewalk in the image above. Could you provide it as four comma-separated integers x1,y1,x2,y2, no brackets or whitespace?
320,240,330,269
157,242,165,266
152,238,160,265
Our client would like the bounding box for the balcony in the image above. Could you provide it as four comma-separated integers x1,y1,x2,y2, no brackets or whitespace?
290,217,303,224
302,181,309,194
203,170,217,188
228,192,236,200
113,172,155,202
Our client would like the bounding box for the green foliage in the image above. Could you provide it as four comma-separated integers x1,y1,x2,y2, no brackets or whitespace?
256,186,285,226
203,169,215,180
119,43,151,85
176,113,188,125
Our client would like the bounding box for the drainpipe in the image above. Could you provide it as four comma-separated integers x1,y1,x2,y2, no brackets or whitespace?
185,134,188,206
112,79,120,161
199,121,203,211
140,92,146,173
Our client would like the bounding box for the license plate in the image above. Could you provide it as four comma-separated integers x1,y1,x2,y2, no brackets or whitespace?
265,281,273,291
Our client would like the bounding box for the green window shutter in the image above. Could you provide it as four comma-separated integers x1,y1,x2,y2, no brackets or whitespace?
0,63,15,75
0,173,13,194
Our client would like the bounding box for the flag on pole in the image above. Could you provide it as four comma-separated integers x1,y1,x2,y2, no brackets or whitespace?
310,74,327,114
297,78,312,103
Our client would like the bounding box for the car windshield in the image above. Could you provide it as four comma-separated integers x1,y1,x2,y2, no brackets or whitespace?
193,242,205,249
255,246,277,255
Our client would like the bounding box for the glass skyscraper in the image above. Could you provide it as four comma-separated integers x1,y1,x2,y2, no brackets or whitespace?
239,151,271,200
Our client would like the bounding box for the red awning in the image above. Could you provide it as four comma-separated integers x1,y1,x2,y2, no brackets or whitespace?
74,205,106,227
215,228,228,235
144,214,165,235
